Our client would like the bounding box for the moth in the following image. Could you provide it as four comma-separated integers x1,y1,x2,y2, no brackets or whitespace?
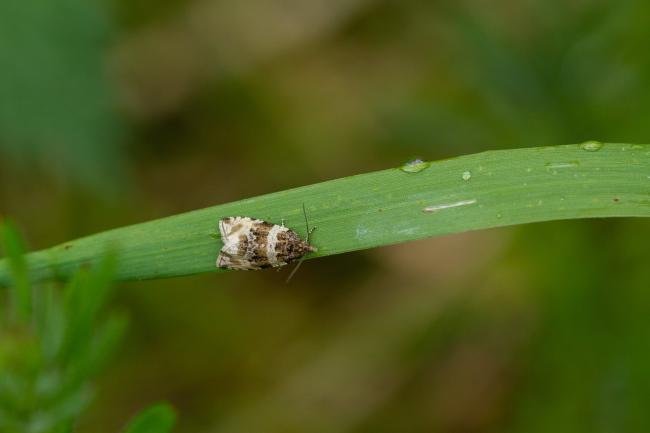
216,205,317,280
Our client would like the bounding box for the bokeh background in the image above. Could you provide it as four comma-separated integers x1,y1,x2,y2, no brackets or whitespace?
2,0,650,432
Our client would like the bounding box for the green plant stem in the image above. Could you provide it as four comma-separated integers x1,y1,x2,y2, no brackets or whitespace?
1,143,649,285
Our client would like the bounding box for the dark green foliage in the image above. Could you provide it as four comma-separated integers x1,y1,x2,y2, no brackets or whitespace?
0,220,31,321
121,404,176,433
0,222,175,433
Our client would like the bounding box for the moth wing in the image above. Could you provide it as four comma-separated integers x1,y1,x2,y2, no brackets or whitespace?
217,217,268,270
219,216,255,253
220,239,241,256
218,217,242,239
217,251,264,270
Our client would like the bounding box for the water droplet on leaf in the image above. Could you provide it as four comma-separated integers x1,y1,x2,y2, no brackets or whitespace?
400,159,430,173
580,140,603,152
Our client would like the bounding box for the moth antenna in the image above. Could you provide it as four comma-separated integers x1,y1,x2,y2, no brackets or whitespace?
286,257,305,283
286,204,316,284
302,203,317,243
302,203,310,242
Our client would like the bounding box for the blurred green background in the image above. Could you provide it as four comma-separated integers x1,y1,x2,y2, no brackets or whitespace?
2,0,650,431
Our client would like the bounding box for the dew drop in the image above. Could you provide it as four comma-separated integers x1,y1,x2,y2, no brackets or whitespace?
400,159,430,173
496,212,503,219
580,140,603,152
355,225,370,240
462,171,472,181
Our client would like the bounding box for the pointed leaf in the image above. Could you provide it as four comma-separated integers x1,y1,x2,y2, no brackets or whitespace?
0,220,31,321
122,403,176,433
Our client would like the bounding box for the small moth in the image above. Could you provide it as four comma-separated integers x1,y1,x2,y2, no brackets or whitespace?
216,205,317,279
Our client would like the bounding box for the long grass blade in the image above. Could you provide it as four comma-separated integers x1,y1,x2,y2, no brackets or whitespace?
1,143,649,284
0,220,31,319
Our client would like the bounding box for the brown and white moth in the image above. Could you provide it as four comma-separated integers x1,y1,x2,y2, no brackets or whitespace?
216,207,317,276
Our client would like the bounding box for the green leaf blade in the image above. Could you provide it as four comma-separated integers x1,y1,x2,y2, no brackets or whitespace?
1,143,649,284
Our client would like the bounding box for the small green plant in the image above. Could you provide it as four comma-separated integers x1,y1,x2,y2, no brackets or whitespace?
0,220,175,433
